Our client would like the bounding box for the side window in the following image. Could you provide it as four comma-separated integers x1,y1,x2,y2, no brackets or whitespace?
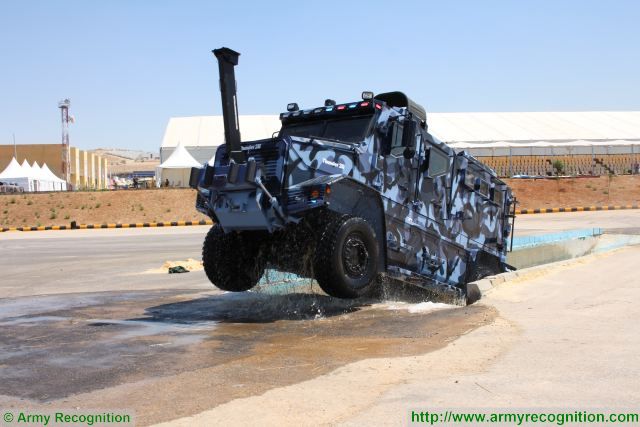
428,149,449,177
464,171,476,189
390,123,404,157
493,187,504,207
478,179,490,198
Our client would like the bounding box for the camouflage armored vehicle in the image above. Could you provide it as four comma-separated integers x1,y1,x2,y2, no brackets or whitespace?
190,47,515,304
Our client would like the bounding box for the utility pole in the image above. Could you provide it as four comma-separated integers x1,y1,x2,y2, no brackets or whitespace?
12,133,17,159
58,99,71,186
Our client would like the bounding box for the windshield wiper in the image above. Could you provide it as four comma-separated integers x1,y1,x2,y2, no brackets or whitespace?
308,135,356,146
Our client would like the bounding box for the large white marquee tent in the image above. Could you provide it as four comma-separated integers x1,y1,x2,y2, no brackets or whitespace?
0,157,67,192
160,111,640,160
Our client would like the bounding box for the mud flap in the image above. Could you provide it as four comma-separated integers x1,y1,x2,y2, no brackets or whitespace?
464,282,482,305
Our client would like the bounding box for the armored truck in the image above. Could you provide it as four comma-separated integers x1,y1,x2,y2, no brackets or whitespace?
190,47,515,304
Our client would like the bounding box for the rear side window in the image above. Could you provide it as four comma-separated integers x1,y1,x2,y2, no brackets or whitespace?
478,179,490,198
428,149,449,177
493,187,504,207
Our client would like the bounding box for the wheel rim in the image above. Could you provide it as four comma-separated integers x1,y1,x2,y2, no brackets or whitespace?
342,232,370,279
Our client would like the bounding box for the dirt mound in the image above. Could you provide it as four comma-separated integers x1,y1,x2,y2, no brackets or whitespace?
2,176,639,228
0,189,207,228
505,175,640,210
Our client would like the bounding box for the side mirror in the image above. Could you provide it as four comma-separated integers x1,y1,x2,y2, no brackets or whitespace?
403,147,416,159
401,118,416,149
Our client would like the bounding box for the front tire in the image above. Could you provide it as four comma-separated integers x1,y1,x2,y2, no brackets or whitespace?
314,215,379,299
202,225,264,292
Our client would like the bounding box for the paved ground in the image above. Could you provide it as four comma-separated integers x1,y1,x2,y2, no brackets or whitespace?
514,209,640,235
160,245,640,426
0,210,639,426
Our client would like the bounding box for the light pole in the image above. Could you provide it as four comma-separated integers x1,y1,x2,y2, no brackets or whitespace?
58,99,71,187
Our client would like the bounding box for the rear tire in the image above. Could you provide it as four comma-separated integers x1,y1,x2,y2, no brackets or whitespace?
202,225,264,292
314,215,379,299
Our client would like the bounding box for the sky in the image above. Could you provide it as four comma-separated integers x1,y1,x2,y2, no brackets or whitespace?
1,0,639,152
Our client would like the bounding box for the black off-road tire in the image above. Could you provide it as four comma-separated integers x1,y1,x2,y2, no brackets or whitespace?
314,215,379,299
202,225,264,292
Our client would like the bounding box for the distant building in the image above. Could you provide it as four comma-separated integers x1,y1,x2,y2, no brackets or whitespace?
0,144,109,190
160,111,640,177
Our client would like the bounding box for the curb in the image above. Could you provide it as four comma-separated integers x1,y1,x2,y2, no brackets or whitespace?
1,220,214,233
516,205,640,215
472,237,640,294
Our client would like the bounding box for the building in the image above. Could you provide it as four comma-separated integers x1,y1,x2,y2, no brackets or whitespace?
160,111,640,177
160,115,281,164
0,144,109,190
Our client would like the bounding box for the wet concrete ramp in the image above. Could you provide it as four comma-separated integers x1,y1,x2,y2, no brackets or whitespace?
0,288,494,425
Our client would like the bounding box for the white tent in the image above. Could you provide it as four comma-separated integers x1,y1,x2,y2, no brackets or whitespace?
41,163,67,191
155,142,202,187
31,161,53,192
0,157,33,191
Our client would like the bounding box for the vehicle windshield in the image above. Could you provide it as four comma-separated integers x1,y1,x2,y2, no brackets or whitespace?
279,115,373,143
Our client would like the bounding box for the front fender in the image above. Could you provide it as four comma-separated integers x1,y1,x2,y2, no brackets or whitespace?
323,177,387,272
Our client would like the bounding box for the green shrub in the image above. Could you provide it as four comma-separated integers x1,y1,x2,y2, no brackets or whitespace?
552,160,564,175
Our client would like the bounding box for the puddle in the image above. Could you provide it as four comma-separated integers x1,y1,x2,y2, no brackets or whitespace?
0,288,494,406
381,301,456,313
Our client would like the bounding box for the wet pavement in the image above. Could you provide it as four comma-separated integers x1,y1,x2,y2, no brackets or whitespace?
0,286,494,425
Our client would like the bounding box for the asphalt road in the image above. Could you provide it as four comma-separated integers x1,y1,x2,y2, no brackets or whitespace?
0,226,211,298
2,209,639,298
